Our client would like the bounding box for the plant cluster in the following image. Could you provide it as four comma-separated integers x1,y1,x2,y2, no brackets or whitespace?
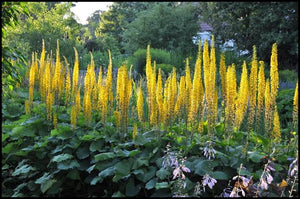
2,36,298,197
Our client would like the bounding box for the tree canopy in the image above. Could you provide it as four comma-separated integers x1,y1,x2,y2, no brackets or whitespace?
200,2,298,70
122,2,199,55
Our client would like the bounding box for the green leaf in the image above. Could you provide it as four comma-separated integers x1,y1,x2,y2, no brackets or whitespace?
87,164,95,174
132,157,149,169
155,182,170,189
113,159,133,182
89,139,104,152
51,129,59,136
156,168,170,180
210,171,230,180
41,179,56,193
112,191,125,197
90,176,102,185
79,134,95,141
12,164,35,176
95,152,116,161
76,146,90,160
67,169,80,180
51,154,73,163
125,177,141,197
35,173,52,184
145,178,157,190
134,135,149,145
136,166,156,183
11,126,25,136
117,149,141,158
57,160,80,170
2,133,9,142
194,160,213,176
248,151,265,163
98,166,115,178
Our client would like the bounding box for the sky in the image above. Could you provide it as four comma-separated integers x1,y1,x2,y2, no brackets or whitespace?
71,2,113,25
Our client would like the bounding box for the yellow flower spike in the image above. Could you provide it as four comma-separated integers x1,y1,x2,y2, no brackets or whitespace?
272,106,281,141
293,81,298,128
114,111,121,127
106,50,113,105
65,64,71,106
28,59,36,106
270,43,279,104
189,40,203,125
264,79,271,135
39,40,46,102
75,87,81,117
137,83,144,122
71,105,77,130
156,68,163,124
256,61,265,127
25,100,30,115
175,76,186,119
219,53,227,102
53,112,58,129
185,58,192,114
72,47,79,96
235,61,249,130
226,64,237,129
133,123,138,140
248,45,258,130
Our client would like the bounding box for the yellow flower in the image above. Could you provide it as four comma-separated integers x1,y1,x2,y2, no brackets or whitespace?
264,79,271,134
114,111,121,127
75,87,81,116
189,40,203,124
293,81,298,128
72,47,79,96
272,106,281,141
248,45,258,130
28,60,36,106
175,76,186,119
256,61,265,124
53,112,58,129
133,123,138,140
226,64,237,129
270,43,279,104
185,58,192,114
156,68,164,123
116,65,132,130
235,61,249,129
39,40,46,102
65,65,71,105
137,83,144,122
106,50,113,105
219,53,226,102
25,100,30,114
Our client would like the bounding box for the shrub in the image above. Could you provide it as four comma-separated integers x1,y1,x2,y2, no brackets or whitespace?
279,69,298,83
126,48,172,75
276,88,294,129
156,63,173,74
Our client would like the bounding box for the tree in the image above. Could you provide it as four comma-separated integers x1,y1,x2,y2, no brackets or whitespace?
2,2,29,96
200,2,298,70
3,2,81,63
95,2,153,54
122,2,199,55
86,10,103,39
